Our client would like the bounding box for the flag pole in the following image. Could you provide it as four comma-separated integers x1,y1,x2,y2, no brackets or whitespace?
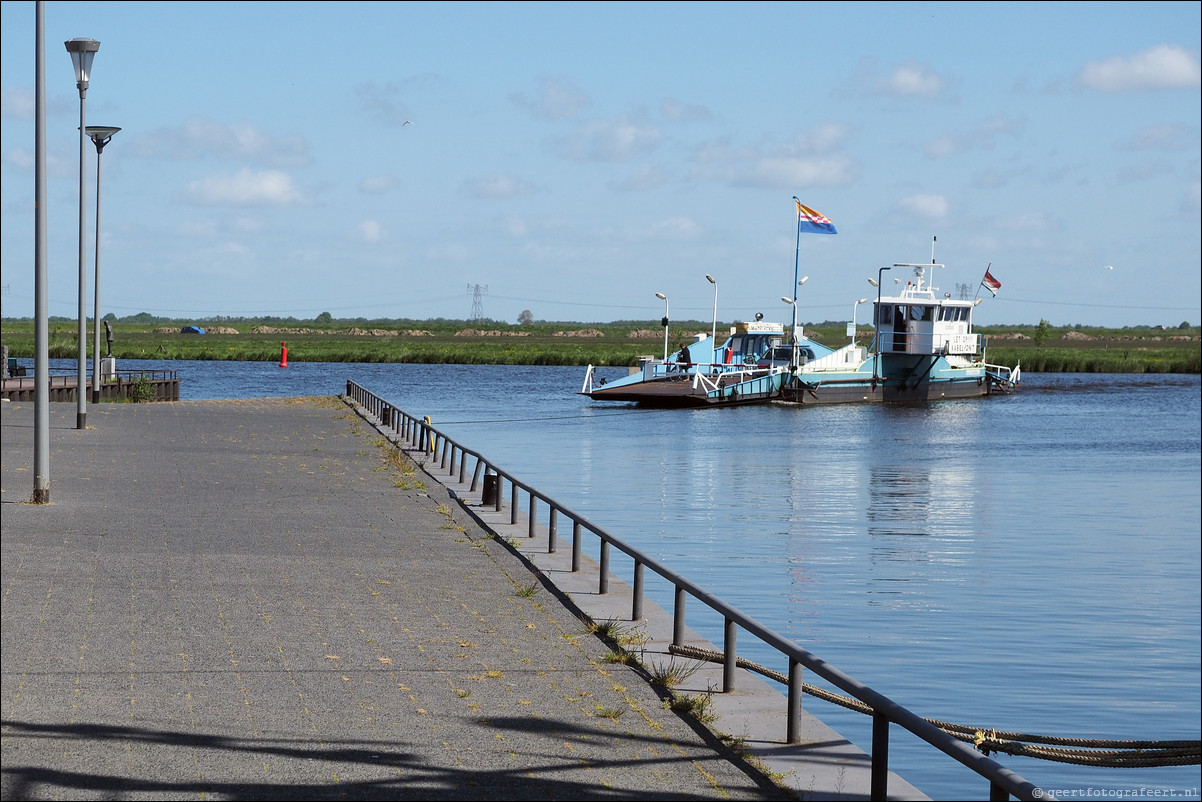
791,196,801,349
974,261,990,301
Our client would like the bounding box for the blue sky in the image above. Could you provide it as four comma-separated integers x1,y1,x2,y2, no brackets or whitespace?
2,1,1199,328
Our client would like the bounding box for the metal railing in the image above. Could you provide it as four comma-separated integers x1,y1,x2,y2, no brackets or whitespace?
345,379,1050,802
2,368,179,387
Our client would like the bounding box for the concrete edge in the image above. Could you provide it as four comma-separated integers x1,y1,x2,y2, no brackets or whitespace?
342,396,931,801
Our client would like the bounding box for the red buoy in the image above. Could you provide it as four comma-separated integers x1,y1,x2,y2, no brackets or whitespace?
279,341,288,368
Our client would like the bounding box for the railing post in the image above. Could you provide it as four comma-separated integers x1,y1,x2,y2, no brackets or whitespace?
632,561,644,621
548,507,558,553
458,450,467,483
510,482,519,525
989,782,1010,802
723,617,737,692
494,474,504,512
672,586,685,647
470,461,482,492
571,522,582,572
528,495,537,538
871,712,890,801
598,541,610,594
787,658,802,744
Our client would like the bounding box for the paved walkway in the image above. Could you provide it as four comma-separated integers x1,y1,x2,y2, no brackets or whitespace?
1,397,926,801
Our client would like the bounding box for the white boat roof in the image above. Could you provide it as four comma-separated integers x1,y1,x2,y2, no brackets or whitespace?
876,262,971,305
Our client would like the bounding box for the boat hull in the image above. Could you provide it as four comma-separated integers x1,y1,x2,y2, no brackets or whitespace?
779,374,1000,405
582,376,711,407
703,355,1015,407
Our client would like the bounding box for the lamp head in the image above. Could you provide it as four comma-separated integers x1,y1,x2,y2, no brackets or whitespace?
655,292,666,300
781,296,794,305
85,125,121,153
705,274,715,284
798,276,809,286
64,38,100,90
868,278,879,287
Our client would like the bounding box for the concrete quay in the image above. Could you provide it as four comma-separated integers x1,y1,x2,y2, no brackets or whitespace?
1,396,926,800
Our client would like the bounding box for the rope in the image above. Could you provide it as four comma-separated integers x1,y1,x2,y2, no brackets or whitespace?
666,643,1201,769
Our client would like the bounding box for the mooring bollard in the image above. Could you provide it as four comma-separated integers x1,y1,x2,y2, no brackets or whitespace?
482,473,498,506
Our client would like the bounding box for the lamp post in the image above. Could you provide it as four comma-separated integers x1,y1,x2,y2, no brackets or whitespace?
33,1,50,502
86,126,119,404
787,275,809,343
65,36,99,430
850,297,869,343
705,274,717,347
655,292,669,362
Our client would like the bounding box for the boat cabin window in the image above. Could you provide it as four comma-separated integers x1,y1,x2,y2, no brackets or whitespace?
878,305,893,325
938,306,967,322
911,305,933,322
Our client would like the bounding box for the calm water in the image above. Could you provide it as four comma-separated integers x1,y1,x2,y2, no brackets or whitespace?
33,359,1202,799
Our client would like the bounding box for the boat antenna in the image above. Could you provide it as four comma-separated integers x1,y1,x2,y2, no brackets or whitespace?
931,235,937,264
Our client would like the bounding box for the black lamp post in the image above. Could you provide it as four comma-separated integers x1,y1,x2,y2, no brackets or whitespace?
65,36,99,428
86,125,119,403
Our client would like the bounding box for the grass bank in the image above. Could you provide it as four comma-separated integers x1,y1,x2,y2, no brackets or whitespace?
2,318,1198,374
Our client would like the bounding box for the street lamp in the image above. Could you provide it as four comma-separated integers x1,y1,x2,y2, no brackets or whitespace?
850,297,869,343
34,2,50,502
705,274,717,347
65,36,99,430
86,125,119,404
786,275,809,343
655,292,669,361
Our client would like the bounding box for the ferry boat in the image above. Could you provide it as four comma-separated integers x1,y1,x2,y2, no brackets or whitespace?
579,319,836,406
581,261,1019,407
707,261,1020,406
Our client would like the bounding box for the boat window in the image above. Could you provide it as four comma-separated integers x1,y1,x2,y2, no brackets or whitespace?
879,305,893,325
912,305,933,321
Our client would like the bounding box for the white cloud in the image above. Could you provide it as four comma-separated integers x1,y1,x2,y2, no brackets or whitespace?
925,135,960,158
1120,123,1193,152
179,169,307,206
1079,44,1201,92
898,194,949,220
468,174,535,198
792,122,852,153
616,164,670,191
924,117,1025,159
642,216,698,240
360,175,400,194
510,77,590,121
355,220,383,242
553,119,662,163
690,126,858,189
1,86,34,120
659,97,712,123
742,155,858,188
354,81,422,127
884,64,944,97
130,118,310,168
